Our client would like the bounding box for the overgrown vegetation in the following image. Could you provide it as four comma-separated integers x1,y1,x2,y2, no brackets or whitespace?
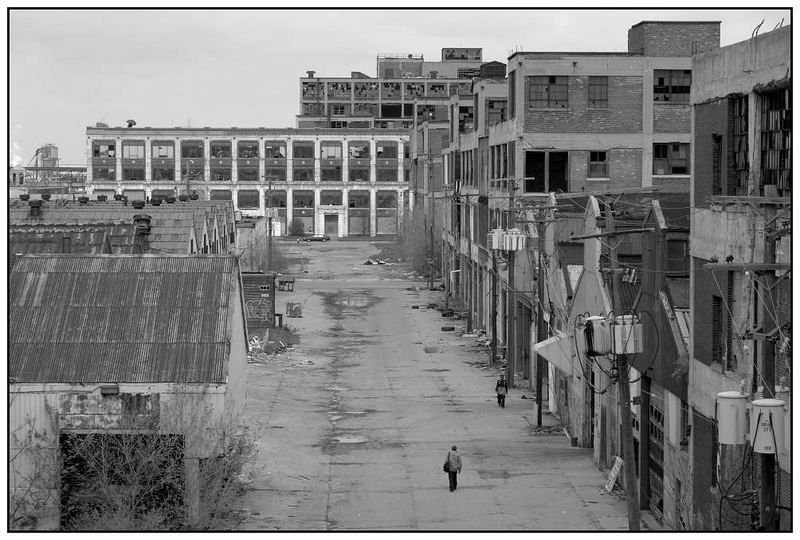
288,218,305,236
396,211,441,277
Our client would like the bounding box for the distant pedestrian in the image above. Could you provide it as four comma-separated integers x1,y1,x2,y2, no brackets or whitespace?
443,445,462,492
495,373,508,408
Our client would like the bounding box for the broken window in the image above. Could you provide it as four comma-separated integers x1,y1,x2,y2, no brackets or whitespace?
381,81,401,99
122,167,144,182
93,142,116,158
321,167,342,182
524,151,569,193
264,168,285,182
302,103,324,116
152,142,174,159
210,189,232,200
376,168,398,182
293,168,314,182
666,240,689,275
376,142,397,158
382,103,402,118
653,70,691,103
759,87,791,196
330,121,348,128
211,168,232,182
122,143,144,159
302,81,322,99
588,76,608,108
354,81,379,99
181,141,204,159
330,104,347,116
292,191,314,208
321,143,342,159
376,192,397,208
458,106,474,133
93,166,115,180
181,162,203,182
508,70,516,119
588,151,608,178
349,166,370,182
264,141,286,159
353,102,378,117
428,83,447,97
151,166,174,181
239,167,259,182
729,96,748,196
348,191,370,208
405,82,425,99
210,142,231,159
326,81,351,99
487,99,507,127
292,141,314,159
320,191,342,205
238,141,259,159
237,190,260,209
653,143,689,175
528,76,569,109
348,141,370,159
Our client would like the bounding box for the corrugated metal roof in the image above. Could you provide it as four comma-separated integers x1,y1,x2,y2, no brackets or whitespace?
9,254,239,384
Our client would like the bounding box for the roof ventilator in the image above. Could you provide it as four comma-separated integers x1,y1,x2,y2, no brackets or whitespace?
133,214,152,235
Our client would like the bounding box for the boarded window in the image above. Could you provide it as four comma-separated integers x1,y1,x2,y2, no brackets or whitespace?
321,142,342,159
152,142,174,159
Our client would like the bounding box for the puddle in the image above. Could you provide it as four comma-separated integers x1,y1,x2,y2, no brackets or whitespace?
423,347,441,353
423,368,450,372
333,435,368,444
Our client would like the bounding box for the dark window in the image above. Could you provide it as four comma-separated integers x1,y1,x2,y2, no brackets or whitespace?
292,142,314,159
712,295,723,366
653,143,690,175
152,167,174,181
729,96,749,196
237,190,260,209
666,240,689,275
239,168,258,182
123,168,144,182
264,142,286,159
528,76,569,109
712,134,723,195
759,88,791,197
376,192,397,208
210,142,231,159
588,76,608,108
508,70,516,119
211,168,232,182
524,151,568,192
487,99,507,126
654,70,691,103
181,142,203,159
320,191,342,205
93,143,115,158
93,166,115,180
588,151,608,178
238,141,259,159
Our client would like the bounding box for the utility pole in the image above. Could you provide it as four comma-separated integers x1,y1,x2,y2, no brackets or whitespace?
490,249,498,367
507,181,516,386
759,199,778,530
535,209,547,427
606,202,641,531
465,194,473,334
267,173,273,271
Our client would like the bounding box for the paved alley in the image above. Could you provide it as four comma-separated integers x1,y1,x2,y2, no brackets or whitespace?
238,239,628,531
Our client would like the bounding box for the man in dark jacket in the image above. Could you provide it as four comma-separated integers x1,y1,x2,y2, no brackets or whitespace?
444,445,462,491
495,373,508,408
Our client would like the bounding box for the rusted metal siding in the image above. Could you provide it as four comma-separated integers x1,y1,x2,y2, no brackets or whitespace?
10,255,237,383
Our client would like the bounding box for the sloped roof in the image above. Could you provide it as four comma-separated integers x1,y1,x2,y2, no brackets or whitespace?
9,254,240,384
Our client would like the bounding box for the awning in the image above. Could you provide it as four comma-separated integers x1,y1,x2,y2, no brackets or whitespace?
533,332,573,375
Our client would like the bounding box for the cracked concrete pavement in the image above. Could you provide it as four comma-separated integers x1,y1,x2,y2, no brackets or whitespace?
238,239,629,531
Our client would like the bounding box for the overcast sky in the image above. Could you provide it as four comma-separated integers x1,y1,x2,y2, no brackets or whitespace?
9,7,791,165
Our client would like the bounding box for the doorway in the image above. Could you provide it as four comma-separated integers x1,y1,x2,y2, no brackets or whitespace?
324,214,338,236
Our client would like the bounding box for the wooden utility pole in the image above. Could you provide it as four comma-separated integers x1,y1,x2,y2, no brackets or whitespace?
490,249,498,366
507,185,516,386
267,173,273,271
759,199,778,530
606,204,641,531
535,210,547,427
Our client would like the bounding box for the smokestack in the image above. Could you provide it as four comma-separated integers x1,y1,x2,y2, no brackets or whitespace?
29,200,42,217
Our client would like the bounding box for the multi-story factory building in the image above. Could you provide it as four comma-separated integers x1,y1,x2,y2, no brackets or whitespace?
85,127,410,237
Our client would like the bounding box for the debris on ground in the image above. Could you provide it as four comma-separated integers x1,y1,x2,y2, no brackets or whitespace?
531,425,567,436
441,325,456,332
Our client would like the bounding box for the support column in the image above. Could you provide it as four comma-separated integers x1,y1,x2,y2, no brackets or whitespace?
185,457,200,528
314,188,321,235
174,137,182,185
286,188,294,230
397,189,405,222
369,139,377,183
115,136,123,183
286,138,293,185
231,137,238,183
259,189,266,216
341,189,349,237
369,188,377,237
203,139,211,184
314,138,321,183
145,138,152,183
259,136,265,187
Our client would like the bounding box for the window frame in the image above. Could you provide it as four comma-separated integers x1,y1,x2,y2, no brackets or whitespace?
653,70,691,103
653,143,690,175
587,151,609,179
588,76,608,108
528,76,569,109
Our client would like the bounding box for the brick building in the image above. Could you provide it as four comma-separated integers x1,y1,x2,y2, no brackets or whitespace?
689,24,791,531
85,127,410,237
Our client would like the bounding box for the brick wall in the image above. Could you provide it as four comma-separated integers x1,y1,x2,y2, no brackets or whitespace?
693,99,728,206
524,76,643,133
653,104,691,133
569,148,642,191
629,22,720,57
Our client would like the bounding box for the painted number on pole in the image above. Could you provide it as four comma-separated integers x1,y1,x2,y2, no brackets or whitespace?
604,456,623,493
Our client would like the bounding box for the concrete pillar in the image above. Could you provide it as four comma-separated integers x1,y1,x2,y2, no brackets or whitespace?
185,457,200,528
398,139,405,184
175,137,182,184
259,189,266,216
203,138,211,184
286,188,294,229
369,188,377,237
641,65,654,188
341,189,349,237
145,138,152,183
397,189,404,222
314,188,321,235
231,137,238,183
370,139,377,183
86,137,93,184
314,138,321,183
231,186,238,211
259,136,265,187
115,136,123,184
286,138,293,184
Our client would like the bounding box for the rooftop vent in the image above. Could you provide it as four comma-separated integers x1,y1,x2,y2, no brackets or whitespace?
306,70,316,78
133,214,152,235
96,194,108,202
78,196,90,204
20,194,29,201
132,200,145,209
150,197,162,206
29,200,42,217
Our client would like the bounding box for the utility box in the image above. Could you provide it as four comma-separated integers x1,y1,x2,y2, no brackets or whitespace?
580,316,612,357
750,398,785,454
612,315,643,355
716,391,747,445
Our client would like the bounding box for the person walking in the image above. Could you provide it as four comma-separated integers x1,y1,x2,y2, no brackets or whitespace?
495,373,509,408
444,445,462,492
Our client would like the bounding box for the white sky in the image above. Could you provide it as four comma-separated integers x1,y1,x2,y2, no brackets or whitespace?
8,7,792,165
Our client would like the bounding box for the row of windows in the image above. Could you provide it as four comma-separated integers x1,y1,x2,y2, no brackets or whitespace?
222,191,399,209
92,166,409,183
523,70,691,109
302,81,470,101
92,140,408,160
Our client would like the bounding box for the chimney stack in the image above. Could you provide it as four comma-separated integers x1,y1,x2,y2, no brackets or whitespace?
307,70,316,78
29,200,42,217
